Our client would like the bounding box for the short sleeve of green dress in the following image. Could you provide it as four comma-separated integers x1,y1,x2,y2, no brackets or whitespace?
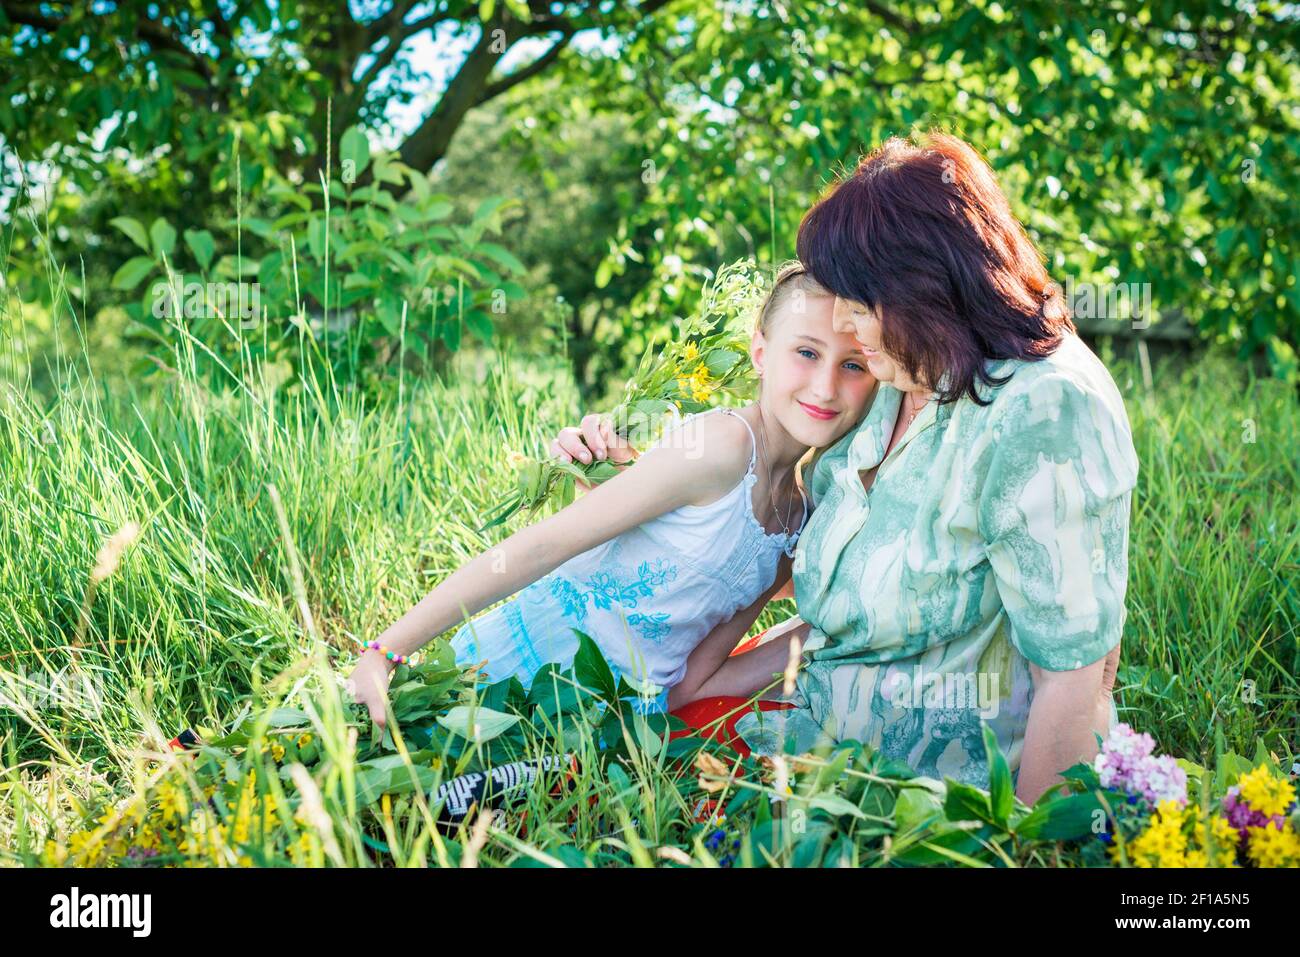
734,334,1139,786
977,367,1138,670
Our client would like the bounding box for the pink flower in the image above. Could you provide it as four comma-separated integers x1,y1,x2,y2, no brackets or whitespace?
1094,724,1187,806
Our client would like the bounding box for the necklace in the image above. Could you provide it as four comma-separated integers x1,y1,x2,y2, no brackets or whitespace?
753,405,796,539
903,390,930,428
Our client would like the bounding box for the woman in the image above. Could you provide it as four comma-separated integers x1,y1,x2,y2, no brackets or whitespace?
553,132,1137,803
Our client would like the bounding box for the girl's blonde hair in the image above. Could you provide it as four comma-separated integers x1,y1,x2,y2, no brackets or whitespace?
752,261,839,495
754,260,832,335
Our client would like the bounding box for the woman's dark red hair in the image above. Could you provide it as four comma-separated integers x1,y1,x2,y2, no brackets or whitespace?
796,131,1074,404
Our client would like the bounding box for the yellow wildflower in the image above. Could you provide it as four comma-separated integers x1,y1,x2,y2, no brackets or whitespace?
41,839,69,867
682,342,700,363
137,824,160,851
1245,824,1300,868
68,829,106,866
270,742,286,763
1116,799,1191,867
1195,814,1241,867
156,779,187,824
297,732,314,749
1237,764,1296,818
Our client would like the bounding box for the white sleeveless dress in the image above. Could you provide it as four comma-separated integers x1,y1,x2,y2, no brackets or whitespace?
450,408,809,711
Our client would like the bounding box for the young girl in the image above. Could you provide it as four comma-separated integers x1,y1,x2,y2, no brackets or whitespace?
347,263,878,727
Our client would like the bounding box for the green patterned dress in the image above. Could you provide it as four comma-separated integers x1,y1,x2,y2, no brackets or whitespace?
735,334,1138,786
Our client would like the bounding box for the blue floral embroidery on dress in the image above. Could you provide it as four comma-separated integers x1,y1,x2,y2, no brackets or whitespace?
546,560,679,634
626,612,672,644
548,575,590,625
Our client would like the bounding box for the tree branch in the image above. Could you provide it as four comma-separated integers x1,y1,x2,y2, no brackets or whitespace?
862,1,914,33
394,12,512,174
475,26,577,105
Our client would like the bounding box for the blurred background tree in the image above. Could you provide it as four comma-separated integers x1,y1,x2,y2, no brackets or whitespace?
2,0,1297,384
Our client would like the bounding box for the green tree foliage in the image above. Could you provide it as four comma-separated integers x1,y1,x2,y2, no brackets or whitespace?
560,0,1300,375
103,129,526,386
2,0,1297,377
431,83,661,399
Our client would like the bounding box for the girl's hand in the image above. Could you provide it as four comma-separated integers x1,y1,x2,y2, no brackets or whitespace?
346,650,395,728
549,413,638,491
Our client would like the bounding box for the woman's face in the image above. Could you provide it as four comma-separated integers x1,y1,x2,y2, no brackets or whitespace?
831,297,928,393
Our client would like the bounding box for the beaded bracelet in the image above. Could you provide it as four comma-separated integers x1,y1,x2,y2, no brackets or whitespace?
360,640,409,665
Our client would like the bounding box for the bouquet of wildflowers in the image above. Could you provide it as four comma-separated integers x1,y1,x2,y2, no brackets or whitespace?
479,260,770,531
1075,723,1299,867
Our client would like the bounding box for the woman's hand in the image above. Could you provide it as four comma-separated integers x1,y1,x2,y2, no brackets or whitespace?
549,414,638,490
346,650,396,728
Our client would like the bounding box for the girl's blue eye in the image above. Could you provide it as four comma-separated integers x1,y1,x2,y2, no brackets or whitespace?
844,361,867,373
797,348,817,360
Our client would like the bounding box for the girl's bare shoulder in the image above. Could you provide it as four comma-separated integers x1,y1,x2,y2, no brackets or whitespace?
650,410,754,503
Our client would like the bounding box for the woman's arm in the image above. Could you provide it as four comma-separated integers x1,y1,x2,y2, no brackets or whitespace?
976,370,1137,803
349,415,745,725
1016,644,1121,803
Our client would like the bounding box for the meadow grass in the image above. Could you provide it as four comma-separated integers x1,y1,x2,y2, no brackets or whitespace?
0,295,1295,866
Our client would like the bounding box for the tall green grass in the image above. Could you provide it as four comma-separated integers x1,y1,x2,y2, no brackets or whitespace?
0,289,1296,865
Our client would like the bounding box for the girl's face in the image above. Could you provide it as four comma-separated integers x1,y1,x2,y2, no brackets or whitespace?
751,293,878,448
831,296,928,393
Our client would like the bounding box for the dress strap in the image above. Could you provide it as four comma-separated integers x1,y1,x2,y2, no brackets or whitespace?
716,408,758,473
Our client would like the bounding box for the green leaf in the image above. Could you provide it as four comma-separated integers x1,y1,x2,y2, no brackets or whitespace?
893,778,947,833
807,792,867,820
420,200,454,222
307,216,327,263
811,747,853,792
892,826,995,866
474,242,527,275
983,723,1013,827
1013,792,1103,841
149,218,177,259
110,216,151,254
111,256,156,291
943,779,993,824
573,630,620,702
436,705,520,743
183,228,216,272
339,125,371,180
1215,750,1254,795
262,707,312,728
465,308,494,344
704,348,743,377
631,713,663,757
473,195,510,225
371,154,405,185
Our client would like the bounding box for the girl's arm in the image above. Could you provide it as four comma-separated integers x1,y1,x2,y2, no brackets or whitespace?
666,554,800,710
349,415,747,725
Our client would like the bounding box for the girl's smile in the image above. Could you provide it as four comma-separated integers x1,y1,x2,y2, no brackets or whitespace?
798,400,838,421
